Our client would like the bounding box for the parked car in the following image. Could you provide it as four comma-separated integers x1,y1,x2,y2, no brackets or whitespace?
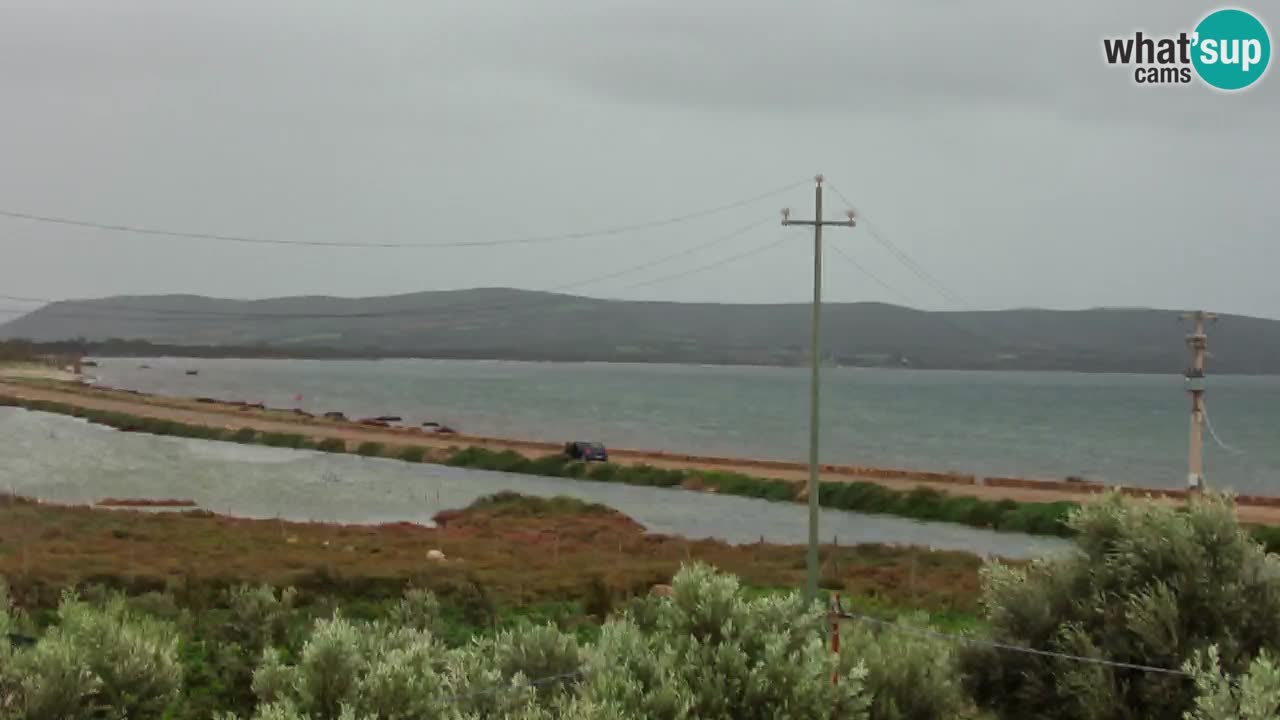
563,441,608,462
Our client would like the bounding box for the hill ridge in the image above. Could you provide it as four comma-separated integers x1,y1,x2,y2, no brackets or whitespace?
3,289,1278,374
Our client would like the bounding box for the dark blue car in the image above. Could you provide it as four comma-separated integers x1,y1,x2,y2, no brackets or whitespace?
564,441,608,462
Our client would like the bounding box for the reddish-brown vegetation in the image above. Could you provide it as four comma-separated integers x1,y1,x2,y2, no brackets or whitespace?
0,492,983,613
96,497,198,508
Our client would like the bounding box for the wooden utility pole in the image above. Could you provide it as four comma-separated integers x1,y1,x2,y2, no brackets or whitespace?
782,174,855,603
1182,310,1216,492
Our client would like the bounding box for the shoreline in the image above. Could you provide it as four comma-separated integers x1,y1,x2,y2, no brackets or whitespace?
4,375,1280,527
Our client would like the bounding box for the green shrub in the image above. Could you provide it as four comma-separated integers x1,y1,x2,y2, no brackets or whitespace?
583,564,869,718
188,425,226,441
582,575,613,621
958,497,1006,528
525,454,571,477
355,441,385,457
468,492,611,518
960,492,1280,720
1251,526,1280,554
488,450,532,473
314,438,346,453
2,591,182,719
230,428,259,444
840,612,968,720
444,446,488,467
586,463,618,483
250,613,454,720
483,623,584,705
720,473,792,500
260,432,307,449
143,418,179,436
1015,502,1075,536
445,447,534,473
388,588,442,635
397,446,426,463
226,584,297,651
1185,646,1280,720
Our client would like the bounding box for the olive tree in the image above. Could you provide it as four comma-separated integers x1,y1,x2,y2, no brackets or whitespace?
580,563,869,720
1184,646,1280,720
239,564,868,720
839,612,968,720
2,590,181,720
243,613,582,720
249,614,457,720
1,579,17,718
960,492,1280,720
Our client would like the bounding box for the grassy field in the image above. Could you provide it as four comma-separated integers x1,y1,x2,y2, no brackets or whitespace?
0,492,984,624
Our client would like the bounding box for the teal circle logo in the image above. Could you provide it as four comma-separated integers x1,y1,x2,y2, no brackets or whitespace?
1192,8,1271,90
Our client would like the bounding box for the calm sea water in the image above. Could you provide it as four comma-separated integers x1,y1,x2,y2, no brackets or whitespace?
88,358,1280,494
0,408,1064,558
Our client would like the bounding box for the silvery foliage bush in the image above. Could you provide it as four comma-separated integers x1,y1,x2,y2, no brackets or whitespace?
238,610,583,720
960,492,1280,720
1,579,17,716
236,696,625,720
237,565,868,720
228,584,298,651
579,563,869,720
1184,646,1280,720
839,612,967,720
389,588,443,636
0,588,181,720
462,622,583,708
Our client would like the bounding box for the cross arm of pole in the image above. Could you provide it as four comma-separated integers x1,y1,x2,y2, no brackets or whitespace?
782,219,857,227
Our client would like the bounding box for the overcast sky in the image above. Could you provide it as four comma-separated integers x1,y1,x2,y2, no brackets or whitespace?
0,0,1276,318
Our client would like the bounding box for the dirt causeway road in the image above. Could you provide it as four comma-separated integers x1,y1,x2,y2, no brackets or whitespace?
5,377,1280,526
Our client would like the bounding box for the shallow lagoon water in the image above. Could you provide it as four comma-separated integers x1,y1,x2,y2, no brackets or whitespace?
89,358,1280,493
0,408,1068,559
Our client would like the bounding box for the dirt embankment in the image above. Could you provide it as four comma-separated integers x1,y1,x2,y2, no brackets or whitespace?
4,377,1280,526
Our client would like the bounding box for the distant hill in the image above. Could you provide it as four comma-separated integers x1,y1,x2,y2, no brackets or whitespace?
2,289,1278,374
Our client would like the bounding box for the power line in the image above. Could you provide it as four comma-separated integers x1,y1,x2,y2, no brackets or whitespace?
827,244,919,308
551,217,773,292
824,183,1029,351
615,231,793,292
0,219,772,322
1200,406,1278,482
0,217,768,333
827,184,970,308
836,611,1192,678
1202,407,1241,455
0,180,806,250
825,244,1014,350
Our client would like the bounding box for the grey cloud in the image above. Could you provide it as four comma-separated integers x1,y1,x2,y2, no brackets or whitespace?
0,0,1275,320
506,0,1280,130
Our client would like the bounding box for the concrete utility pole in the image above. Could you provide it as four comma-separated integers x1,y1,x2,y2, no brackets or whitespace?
782,175,855,603
1182,310,1216,492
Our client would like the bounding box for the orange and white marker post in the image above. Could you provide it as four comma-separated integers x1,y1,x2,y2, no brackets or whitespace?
830,593,841,685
